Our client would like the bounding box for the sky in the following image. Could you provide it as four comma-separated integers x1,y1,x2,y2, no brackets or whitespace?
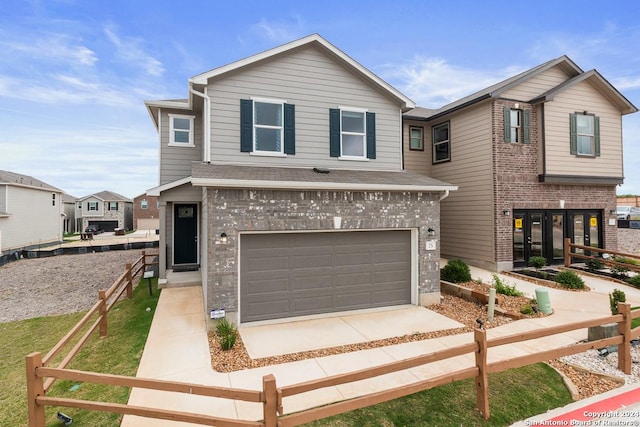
1,0,639,199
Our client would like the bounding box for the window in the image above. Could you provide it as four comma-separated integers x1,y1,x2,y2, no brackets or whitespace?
88,201,98,211
52,194,56,206
570,113,600,157
409,126,424,150
240,99,295,155
141,199,148,209
503,107,530,143
77,202,82,209
108,202,118,211
329,108,376,159
432,122,450,163
168,114,195,146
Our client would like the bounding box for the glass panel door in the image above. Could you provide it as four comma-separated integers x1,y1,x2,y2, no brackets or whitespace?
573,214,585,254
529,213,544,258
588,213,599,249
551,213,565,261
513,213,525,263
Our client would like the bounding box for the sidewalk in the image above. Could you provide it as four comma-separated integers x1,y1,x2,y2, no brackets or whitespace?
122,268,640,426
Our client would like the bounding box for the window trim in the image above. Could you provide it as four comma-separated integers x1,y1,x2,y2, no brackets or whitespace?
432,121,451,164
338,106,368,160
409,126,424,151
88,201,99,211
168,114,196,147
141,199,148,209
251,97,286,155
570,112,600,157
108,202,118,211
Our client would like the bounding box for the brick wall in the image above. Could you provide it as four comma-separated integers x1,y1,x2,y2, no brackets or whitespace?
492,100,617,265
205,188,441,315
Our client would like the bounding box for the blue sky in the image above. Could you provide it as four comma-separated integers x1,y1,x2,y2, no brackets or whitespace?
1,0,639,199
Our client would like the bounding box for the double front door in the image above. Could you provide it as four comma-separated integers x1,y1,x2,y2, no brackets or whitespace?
513,210,601,267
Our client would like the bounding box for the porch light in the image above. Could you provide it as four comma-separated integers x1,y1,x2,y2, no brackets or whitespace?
427,227,437,236
220,233,228,244
503,209,511,216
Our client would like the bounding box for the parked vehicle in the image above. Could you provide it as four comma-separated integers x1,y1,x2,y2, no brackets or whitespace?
617,206,640,220
84,224,104,234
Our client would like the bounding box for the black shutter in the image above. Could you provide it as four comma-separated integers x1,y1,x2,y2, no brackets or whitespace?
522,110,530,144
569,113,577,155
329,108,340,157
366,112,376,159
503,107,511,142
284,103,295,155
594,116,600,156
240,99,253,152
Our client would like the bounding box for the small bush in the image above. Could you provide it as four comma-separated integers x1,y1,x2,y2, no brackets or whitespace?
492,274,523,297
585,257,605,272
610,289,626,315
555,270,585,290
528,256,547,270
441,259,471,283
611,263,631,279
627,275,640,288
520,304,534,315
215,317,238,351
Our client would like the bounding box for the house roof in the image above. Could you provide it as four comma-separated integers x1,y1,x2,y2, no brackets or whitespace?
190,163,457,193
78,190,132,202
0,170,62,192
404,55,636,120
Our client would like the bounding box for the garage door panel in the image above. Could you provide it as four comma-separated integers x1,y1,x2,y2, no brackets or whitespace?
240,230,412,322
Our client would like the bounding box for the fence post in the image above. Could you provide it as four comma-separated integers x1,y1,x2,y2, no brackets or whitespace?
618,302,632,374
26,352,46,427
564,238,571,267
125,262,133,298
142,250,147,269
99,289,108,337
263,374,278,427
474,328,490,420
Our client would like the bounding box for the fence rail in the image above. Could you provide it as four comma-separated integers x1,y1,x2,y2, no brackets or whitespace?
563,237,640,274
26,254,640,426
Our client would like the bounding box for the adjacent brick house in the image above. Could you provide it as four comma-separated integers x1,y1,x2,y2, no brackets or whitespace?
133,193,159,231
404,56,637,271
146,34,456,324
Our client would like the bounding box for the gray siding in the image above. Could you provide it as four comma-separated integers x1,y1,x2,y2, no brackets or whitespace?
501,65,570,101
403,120,430,174
207,45,403,171
159,108,204,185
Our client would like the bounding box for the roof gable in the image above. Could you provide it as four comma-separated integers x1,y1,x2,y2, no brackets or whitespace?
78,190,131,202
0,169,62,192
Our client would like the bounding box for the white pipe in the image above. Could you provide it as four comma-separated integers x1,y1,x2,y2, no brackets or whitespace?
439,189,450,201
189,86,211,162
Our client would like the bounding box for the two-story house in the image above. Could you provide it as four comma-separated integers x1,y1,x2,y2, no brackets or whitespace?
404,56,637,271
133,193,159,231
146,34,457,325
76,191,133,232
0,170,63,258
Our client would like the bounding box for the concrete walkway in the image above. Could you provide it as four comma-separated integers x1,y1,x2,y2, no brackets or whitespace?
121,268,640,426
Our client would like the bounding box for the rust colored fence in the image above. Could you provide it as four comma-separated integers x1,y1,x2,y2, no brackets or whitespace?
563,237,640,274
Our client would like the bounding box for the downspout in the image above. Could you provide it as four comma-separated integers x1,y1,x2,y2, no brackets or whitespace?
439,189,450,201
189,86,211,162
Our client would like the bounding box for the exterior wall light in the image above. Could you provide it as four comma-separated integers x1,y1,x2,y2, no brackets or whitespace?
427,227,437,236
503,209,511,216
220,233,228,244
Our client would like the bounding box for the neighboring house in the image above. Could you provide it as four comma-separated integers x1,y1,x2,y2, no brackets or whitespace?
62,194,77,234
146,34,457,325
404,56,637,271
76,191,133,232
0,170,63,254
133,193,159,231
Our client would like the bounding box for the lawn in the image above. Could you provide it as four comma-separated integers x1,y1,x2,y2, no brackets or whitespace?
303,363,573,427
0,278,159,427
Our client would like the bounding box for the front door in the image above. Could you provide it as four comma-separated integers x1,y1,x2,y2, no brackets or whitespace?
513,211,545,265
174,204,198,265
569,212,601,256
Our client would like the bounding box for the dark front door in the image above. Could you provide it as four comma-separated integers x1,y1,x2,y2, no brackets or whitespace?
569,211,601,256
513,211,545,265
174,204,198,265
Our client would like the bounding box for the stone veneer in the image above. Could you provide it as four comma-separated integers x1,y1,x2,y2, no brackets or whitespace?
205,188,441,320
492,100,617,269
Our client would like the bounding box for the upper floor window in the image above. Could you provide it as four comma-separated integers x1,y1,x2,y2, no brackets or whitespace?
432,122,450,163
570,112,600,157
52,194,56,206
329,107,376,160
88,201,98,211
168,114,195,147
141,199,148,209
77,202,82,209
240,99,295,156
409,126,424,151
108,202,118,211
503,107,530,143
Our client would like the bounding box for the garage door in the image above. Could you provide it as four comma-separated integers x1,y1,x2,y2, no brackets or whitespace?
240,230,411,322
89,220,119,232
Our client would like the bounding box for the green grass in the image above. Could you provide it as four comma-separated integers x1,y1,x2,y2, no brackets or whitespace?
303,364,573,427
0,278,159,427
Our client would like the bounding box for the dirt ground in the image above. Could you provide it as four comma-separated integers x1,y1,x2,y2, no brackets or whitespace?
0,250,143,322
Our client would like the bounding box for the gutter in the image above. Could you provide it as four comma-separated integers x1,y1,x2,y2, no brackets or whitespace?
189,86,211,162
439,189,450,201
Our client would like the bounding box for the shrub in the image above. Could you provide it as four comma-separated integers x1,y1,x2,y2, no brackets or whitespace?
215,317,238,351
610,289,626,315
585,257,605,272
441,259,471,283
528,256,547,270
611,263,631,279
520,304,534,315
492,274,523,297
627,275,640,288
554,270,585,290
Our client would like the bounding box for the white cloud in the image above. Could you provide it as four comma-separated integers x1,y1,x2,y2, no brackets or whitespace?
243,15,306,46
613,76,640,91
0,32,97,67
104,24,165,77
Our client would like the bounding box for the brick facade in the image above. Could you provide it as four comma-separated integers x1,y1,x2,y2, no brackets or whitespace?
205,188,441,317
492,100,617,267
133,194,159,230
